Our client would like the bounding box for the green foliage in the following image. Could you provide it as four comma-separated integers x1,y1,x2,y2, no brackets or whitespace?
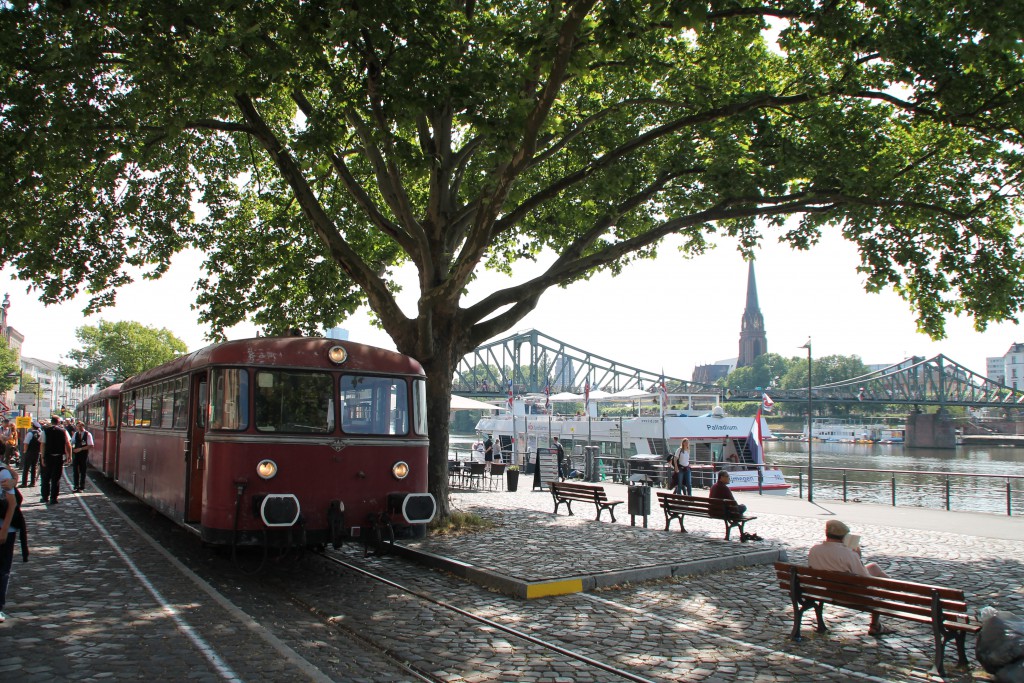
0,339,19,391
60,321,189,387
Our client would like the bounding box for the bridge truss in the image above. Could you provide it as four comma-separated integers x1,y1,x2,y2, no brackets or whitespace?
729,355,1024,409
452,329,718,397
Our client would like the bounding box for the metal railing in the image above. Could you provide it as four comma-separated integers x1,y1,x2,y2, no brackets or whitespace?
782,465,1023,516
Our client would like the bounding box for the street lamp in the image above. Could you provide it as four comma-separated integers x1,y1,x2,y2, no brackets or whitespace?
800,339,813,502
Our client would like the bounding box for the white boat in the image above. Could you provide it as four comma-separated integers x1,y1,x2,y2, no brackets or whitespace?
474,400,791,494
805,418,905,444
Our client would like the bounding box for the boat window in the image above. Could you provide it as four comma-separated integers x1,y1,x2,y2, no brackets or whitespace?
412,379,428,436
254,370,333,433
340,375,409,435
210,368,250,431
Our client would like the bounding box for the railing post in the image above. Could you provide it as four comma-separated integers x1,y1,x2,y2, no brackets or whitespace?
1008,479,1013,516
891,474,896,507
798,471,803,499
842,471,847,502
945,476,951,511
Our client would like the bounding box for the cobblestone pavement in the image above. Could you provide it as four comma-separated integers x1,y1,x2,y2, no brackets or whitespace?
0,475,418,683
2,472,1020,682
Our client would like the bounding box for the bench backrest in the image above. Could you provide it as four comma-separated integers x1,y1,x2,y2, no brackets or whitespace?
657,491,739,518
774,562,974,629
550,481,608,502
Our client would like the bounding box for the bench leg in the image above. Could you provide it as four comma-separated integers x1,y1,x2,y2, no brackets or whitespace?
955,631,968,668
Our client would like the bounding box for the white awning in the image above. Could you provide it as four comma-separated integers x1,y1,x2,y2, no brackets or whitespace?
450,395,500,411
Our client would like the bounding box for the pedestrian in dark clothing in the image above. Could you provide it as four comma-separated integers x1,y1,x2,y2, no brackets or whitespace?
71,422,93,492
40,417,71,505
20,422,41,488
553,436,566,481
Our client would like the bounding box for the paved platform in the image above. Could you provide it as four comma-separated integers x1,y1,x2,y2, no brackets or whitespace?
405,480,1024,600
2,471,1022,682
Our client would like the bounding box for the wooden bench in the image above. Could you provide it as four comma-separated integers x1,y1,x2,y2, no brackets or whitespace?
656,491,757,540
548,481,624,522
775,561,980,676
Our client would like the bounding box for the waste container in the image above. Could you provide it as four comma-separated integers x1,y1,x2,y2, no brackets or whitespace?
627,480,652,527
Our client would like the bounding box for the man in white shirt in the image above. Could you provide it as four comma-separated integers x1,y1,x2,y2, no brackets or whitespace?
808,519,890,635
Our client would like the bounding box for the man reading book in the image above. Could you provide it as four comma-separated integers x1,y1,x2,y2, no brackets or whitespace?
807,519,891,636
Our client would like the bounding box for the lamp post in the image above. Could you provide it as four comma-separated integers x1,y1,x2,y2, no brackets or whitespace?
800,339,813,502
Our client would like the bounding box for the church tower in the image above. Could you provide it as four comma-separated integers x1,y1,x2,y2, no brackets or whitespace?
737,261,767,368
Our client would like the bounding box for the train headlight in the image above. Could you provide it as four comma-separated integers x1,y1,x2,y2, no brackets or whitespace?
392,461,410,480
327,345,348,364
256,459,278,480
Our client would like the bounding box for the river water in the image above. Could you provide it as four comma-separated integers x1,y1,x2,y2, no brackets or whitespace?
764,441,1024,516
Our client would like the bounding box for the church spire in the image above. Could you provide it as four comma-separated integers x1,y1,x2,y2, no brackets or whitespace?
738,260,767,368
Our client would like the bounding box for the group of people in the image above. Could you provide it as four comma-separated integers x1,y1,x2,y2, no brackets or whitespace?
0,415,94,624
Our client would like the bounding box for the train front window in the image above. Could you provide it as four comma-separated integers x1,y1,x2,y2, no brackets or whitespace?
210,368,250,431
340,375,409,435
254,370,333,433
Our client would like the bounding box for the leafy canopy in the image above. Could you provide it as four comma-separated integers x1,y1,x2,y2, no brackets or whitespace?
1,0,1023,363
60,321,188,387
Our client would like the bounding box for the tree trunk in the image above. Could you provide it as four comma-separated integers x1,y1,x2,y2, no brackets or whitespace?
420,351,458,521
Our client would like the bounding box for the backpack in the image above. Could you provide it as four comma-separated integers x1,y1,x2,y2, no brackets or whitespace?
0,465,29,562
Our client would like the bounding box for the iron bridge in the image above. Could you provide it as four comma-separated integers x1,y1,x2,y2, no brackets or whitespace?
453,330,1024,409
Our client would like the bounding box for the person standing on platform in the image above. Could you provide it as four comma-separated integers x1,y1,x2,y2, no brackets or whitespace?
808,519,891,636
483,436,493,463
71,421,93,493
19,421,42,488
40,416,72,505
673,438,692,495
0,463,22,623
553,436,566,481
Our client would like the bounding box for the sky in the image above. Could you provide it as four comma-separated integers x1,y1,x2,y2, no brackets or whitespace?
3,229,1022,380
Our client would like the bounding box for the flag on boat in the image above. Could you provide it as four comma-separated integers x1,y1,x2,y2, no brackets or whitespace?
761,392,774,412
746,406,765,465
544,382,550,410
660,380,668,412
857,387,865,401
507,379,514,410
584,378,590,412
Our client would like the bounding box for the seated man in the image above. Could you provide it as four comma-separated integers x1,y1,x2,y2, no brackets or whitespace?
807,519,890,636
708,470,747,519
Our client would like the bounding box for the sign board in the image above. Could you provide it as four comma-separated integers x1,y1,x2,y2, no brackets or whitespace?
15,416,32,429
14,392,36,404
531,447,560,491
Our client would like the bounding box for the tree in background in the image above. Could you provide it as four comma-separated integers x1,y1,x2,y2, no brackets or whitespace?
3,3,1024,517
60,321,188,387
0,340,19,393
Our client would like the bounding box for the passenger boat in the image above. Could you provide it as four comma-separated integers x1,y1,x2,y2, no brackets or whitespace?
474,400,791,494
804,418,905,444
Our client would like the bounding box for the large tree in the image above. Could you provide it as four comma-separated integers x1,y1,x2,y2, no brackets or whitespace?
3,2,1024,516
60,321,189,387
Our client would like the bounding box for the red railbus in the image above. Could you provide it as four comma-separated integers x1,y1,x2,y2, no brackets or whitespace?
99,337,436,548
76,383,121,475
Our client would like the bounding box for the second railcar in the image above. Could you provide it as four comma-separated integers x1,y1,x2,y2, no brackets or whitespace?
76,383,122,476
115,337,436,548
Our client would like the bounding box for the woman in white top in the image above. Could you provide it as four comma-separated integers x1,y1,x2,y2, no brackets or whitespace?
674,438,692,495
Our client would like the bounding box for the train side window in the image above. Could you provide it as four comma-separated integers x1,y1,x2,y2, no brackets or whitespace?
340,375,409,436
254,370,333,433
210,368,249,431
413,379,428,436
172,377,188,429
196,381,208,428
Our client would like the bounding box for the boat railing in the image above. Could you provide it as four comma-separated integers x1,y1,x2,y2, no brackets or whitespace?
778,464,1024,516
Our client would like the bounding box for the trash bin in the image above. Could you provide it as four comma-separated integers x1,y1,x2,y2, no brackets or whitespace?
627,481,651,527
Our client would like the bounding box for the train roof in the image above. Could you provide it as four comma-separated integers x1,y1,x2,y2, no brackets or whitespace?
120,337,424,392
80,382,123,404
